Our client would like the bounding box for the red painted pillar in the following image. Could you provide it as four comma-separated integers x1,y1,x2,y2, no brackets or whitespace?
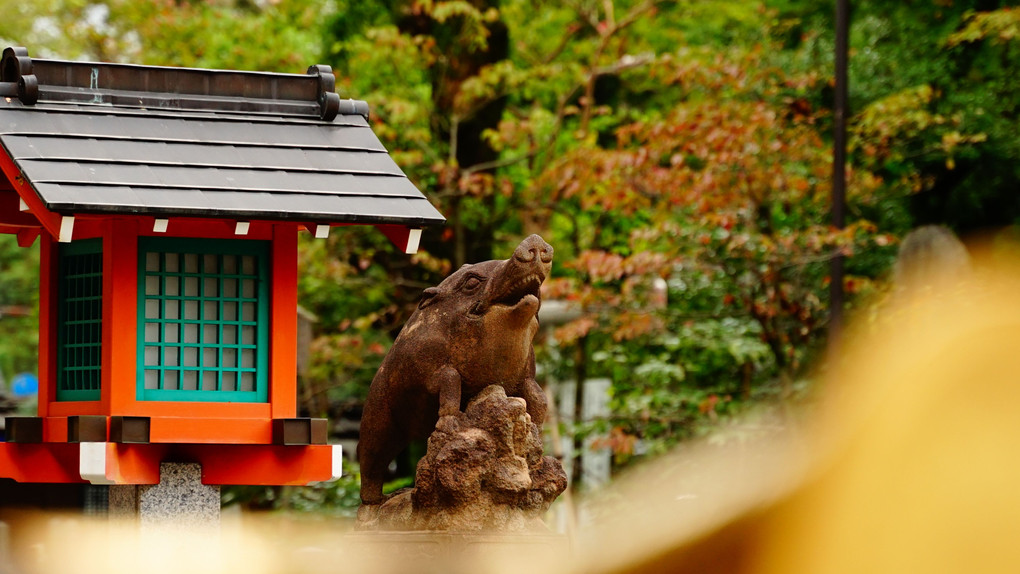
37,234,57,417
104,218,139,415
270,224,298,418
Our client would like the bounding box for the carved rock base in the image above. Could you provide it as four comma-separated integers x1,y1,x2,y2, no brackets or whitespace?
359,385,567,532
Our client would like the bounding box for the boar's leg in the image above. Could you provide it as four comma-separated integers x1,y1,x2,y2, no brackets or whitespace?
359,462,386,506
430,365,463,417
358,411,400,506
521,377,548,426
519,349,547,425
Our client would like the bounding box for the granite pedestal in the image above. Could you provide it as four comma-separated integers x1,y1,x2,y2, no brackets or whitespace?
109,462,220,531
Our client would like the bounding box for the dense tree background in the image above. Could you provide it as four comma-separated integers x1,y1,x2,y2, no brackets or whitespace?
1,0,1017,508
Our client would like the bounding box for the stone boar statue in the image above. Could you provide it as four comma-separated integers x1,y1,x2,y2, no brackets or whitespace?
358,234,553,507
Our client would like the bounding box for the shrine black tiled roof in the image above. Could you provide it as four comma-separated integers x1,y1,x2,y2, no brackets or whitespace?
0,47,445,226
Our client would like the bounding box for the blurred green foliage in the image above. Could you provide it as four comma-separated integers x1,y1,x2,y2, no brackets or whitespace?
0,235,39,384
222,459,363,517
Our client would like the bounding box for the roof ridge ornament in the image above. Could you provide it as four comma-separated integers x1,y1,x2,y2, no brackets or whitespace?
306,64,340,122
338,98,370,121
1,46,39,105
1,48,370,121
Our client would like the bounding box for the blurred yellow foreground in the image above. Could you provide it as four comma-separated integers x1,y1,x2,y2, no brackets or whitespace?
7,248,1020,574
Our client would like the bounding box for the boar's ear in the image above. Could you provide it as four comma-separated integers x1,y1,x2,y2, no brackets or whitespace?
418,287,440,310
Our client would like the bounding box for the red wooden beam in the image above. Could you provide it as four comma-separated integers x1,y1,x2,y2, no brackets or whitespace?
0,151,63,240
0,442,341,485
377,224,423,254
16,227,40,247
138,217,274,241
0,442,86,484
147,417,273,444
0,189,42,228
195,444,340,485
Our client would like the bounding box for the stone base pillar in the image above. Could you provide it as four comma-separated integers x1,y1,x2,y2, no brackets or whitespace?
109,462,220,531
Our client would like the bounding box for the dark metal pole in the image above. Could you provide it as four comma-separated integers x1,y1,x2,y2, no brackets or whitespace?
831,0,849,345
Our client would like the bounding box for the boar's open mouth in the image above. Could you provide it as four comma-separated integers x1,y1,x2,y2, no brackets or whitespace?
493,273,543,307
468,273,544,317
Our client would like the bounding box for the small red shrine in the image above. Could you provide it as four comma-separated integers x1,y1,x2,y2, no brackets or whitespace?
0,47,444,486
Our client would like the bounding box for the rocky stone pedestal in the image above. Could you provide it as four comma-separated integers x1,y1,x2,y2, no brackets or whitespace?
110,462,220,532
359,385,567,532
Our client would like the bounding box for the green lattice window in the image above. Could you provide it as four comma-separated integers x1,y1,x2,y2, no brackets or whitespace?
137,237,269,402
57,238,103,401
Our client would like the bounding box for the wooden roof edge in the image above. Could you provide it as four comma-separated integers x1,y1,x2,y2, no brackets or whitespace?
41,200,447,228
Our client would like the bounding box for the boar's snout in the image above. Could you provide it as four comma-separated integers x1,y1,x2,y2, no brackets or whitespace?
514,234,553,270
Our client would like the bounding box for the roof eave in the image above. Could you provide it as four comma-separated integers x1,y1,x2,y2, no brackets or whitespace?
45,202,447,228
